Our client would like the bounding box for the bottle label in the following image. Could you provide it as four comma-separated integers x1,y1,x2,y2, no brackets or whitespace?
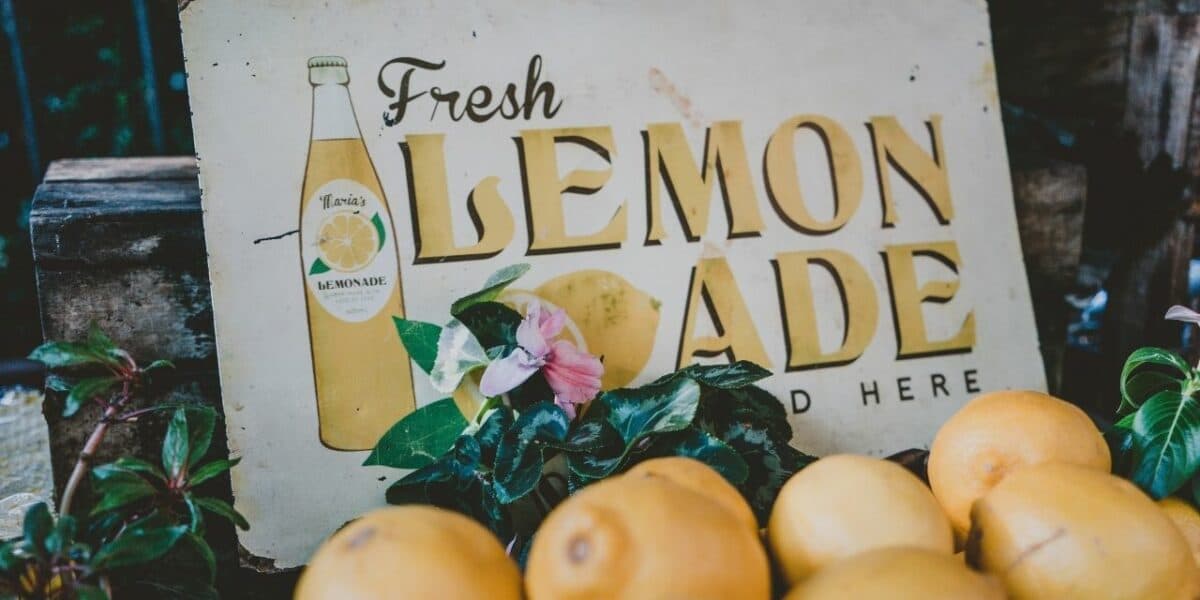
302,178,399,323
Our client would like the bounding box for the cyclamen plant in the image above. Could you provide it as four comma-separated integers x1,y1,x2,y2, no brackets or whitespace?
0,326,246,600
366,264,815,554
1111,305,1200,505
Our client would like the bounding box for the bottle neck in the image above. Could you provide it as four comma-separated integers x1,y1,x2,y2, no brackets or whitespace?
311,84,362,141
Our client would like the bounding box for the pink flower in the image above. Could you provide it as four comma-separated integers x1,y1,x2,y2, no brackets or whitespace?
479,301,603,418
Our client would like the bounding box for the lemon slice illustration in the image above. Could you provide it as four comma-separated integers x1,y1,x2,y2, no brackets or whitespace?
313,211,384,273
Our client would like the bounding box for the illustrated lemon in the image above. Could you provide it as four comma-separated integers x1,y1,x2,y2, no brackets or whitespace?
784,546,1005,600
506,270,660,390
928,390,1110,535
969,462,1193,599
625,456,758,532
767,454,953,585
526,469,770,599
316,211,379,272
294,506,521,600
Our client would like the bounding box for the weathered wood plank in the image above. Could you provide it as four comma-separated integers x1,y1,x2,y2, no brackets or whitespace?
43,157,198,183
1125,14,1200,166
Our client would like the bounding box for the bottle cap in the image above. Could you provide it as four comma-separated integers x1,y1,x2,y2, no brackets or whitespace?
308,56,349,85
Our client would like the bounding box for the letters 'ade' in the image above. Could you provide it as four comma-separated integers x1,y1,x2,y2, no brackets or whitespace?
180,0,1044,566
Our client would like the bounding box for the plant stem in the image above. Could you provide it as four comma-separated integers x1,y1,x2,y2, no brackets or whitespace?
59,381,131,516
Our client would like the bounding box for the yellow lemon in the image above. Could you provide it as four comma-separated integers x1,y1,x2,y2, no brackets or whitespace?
625,456,758,532
970,462,1192,599
928,390,1110,535
294,506,521,600
526,470,770,599
768,454,953,585
1161,497,1200,567
784,546,1005,600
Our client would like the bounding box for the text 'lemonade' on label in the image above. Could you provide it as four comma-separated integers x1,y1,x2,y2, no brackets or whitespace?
302,178,398,323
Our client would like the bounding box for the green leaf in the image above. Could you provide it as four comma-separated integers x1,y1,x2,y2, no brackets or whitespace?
23,503,52,557
63,376,119,418
188,457,241,488
74,585,109,600
180,532,216,585
371,213,387,250
696,384,792,442
363,398,468,469
44,515,76,555
474,405,514,465
87,323,116,353
604,377,701,445
393,318,441,375
0,540,24,572
450,263,531,316
1130,390,1200,498
308,258,331,275
429,318,489,394
28,341,109,369
163,409,190,479
720,422,815,523
143,359,176,373
185,407,218,467
493,403,570,504
91,524,188,570
90,465,158,515
113,457,167,482
185,495,205,534
192,497,249,530
677,361,772,389
1121,348,1193,414
455,301,522,350
649,427,749,485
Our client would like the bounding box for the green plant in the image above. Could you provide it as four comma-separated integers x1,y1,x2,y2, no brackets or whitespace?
1110,305,1200,503
0,325,245,600
366,264,814,551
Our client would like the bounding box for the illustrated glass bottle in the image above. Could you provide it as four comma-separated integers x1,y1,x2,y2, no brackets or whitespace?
300,56,415,450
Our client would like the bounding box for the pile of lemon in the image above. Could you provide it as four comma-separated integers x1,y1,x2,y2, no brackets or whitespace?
295,390,1200,599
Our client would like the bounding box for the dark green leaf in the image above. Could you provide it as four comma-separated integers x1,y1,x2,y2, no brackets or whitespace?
493,403,570,503
28,341,109,369
113,457,166,482
506,371,555,411
185,495,205,534
721,423,815,523
188,457,241,488
91,524,188,570
474,406,514,465
87,323,115,351
696,385,792,442
45,374,72,392
90,466,158,515
648,428,749,485
564,417,627,480
371,213,387,250
162,408,190,479
44,515,76,555
63,376,119,418
74,585,109,600
1193,472,1200,507
1121,348,1193,413
186,407,218,468
604,377,701,445
179,532,216,585
1130,390,1200,498
455,301,522,350
192,497,249,531
679,361,772,389
23,503,52,557
143,359,176,373
1107,423,1140,478
364,398,468,469
393,318,442,375
0,540,23,571
450,263,531,315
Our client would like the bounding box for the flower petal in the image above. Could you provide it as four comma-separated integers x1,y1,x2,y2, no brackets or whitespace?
543,340,603,405
554,396,579,421
538,305,567,341
479,348,542,397
1165,304,1200,326
516,303,551,358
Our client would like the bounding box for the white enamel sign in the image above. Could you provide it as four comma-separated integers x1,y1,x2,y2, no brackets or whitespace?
181,0,1044,566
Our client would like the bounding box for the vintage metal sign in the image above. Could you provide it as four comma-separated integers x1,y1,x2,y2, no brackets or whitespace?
181,0,1044,566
